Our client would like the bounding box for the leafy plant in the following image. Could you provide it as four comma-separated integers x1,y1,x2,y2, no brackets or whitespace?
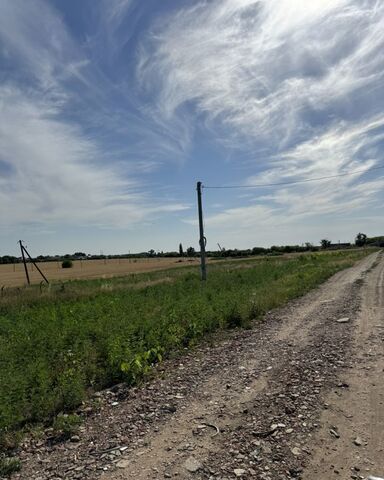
121,347,163,384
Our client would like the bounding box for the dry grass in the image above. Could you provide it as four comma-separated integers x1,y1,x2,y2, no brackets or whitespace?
0,257,200,287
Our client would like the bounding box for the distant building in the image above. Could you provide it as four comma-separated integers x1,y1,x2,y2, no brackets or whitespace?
329,243,351,249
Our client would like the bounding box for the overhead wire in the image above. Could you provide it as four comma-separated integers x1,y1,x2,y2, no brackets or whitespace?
202,164,384,189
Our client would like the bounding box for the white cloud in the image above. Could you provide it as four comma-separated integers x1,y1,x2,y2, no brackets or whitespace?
0,86,188,228
242,116,384,218
0,1,190,231
0,0,89,93
140,0,384,243
139,0,384,141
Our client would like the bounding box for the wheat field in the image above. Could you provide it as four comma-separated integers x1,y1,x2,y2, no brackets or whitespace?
0,257,200,287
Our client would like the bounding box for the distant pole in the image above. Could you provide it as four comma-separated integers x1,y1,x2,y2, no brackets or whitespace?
197,181,207,281
19,240,30,285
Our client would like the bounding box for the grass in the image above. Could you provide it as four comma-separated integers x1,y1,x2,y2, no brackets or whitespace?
0,249,373,449
0,457,21,476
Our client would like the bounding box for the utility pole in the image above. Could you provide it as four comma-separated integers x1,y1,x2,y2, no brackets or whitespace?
19,240,30,285
196,181,207,281
18,240,49,285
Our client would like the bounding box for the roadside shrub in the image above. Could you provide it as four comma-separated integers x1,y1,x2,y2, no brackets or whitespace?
62,260,73,269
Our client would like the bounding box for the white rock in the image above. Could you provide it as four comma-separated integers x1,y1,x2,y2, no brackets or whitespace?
234,469,247,477
184,456,202,473
291,447,301,456
336,317,350,323
354,436,363,446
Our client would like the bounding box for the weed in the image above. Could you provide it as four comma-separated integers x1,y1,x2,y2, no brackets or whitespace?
52,413,82,439
225,305,243,329
0,431,22,451
0,456,21,476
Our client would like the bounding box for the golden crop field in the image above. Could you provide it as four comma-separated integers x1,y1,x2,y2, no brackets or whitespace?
0,257,200,287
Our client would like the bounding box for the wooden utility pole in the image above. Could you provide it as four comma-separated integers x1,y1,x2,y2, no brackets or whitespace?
19,240,30,285
196,181,207,281
18,240,49,285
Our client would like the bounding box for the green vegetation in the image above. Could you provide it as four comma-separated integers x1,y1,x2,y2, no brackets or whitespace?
320,238,331,249
53,413,82,439
355,232,368,247
0,250,372,446
61,259,73,268
0,456,21,476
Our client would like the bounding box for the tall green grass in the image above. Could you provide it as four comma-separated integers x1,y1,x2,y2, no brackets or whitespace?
0,250,371,442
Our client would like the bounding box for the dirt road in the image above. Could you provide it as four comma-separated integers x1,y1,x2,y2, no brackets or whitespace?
16,251,384,480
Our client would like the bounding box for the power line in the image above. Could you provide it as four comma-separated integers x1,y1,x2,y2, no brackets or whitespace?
203,164,384,189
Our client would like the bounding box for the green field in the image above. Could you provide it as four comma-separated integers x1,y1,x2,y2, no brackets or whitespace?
0,249,372,449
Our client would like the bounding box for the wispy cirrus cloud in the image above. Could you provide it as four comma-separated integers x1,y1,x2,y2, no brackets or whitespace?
138,0,384,144
0,86,188,228
200,117,384,235
0,0,89,93
0,0,189,232
140,0,384,243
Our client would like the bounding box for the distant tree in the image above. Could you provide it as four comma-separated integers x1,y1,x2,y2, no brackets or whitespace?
305,242,314,251
179,243,184,257
366,235,384,246
0,255,18,264
251,247,266,255
320,239,331,249
62,259,73,269
148,249,155,257
186,246,195,257
355,232,367,247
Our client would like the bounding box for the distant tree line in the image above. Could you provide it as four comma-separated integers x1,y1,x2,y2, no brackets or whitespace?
1,233,383,264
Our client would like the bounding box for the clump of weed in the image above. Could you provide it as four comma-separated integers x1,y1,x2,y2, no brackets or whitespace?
0,456,21,476
0,430,22,451
225,305,243,329
120,347,163,385
248,301,263,322
53,413,82,440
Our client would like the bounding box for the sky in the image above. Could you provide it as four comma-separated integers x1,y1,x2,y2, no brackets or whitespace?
1,0,384,256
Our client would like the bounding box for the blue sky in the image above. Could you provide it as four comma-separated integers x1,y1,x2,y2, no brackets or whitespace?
1,0,384,256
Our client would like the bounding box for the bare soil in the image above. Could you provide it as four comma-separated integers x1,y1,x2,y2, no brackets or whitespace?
11,251,384,480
